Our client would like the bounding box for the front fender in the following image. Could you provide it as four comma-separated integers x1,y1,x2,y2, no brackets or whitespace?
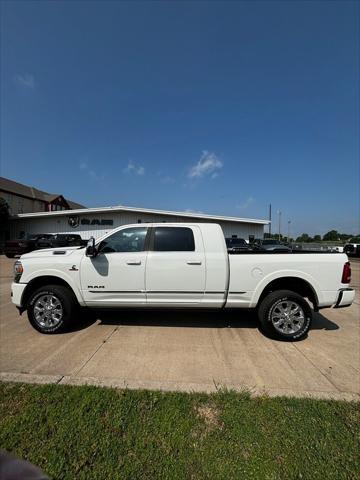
22,268,85,306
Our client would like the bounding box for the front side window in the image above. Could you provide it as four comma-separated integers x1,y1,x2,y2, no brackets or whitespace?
99,227,147,253
153,227,195,252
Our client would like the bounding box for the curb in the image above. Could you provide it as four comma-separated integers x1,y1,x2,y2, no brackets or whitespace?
1,372,359,402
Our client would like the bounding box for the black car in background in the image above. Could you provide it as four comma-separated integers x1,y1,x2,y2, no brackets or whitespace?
252,239,292,253
4,233,85,257
225,237,250,253
4,234,54,258
36,234,84,249
344,237,360,257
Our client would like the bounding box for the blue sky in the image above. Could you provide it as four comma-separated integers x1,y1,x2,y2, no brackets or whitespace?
1,0,359,236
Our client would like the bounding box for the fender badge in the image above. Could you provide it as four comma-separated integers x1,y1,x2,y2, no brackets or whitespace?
69,265,78,271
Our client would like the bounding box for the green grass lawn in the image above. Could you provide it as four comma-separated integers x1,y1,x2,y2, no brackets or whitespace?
0,382,359,480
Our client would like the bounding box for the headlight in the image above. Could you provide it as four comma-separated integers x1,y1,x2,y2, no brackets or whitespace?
14,261,23,283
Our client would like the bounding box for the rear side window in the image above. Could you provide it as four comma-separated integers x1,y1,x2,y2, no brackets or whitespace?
153,227,195,252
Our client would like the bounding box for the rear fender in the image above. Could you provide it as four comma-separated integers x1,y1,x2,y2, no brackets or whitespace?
250,270,322,308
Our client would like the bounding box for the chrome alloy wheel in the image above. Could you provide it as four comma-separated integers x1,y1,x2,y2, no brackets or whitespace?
33,294,63,328
270,300,305,335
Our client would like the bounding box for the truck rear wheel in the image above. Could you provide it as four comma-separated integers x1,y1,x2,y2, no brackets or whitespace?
258,290,312,341
27,285,76,334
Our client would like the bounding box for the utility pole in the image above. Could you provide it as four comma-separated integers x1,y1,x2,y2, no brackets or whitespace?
277,210,281,241
287,220,291,242
269,204,272,236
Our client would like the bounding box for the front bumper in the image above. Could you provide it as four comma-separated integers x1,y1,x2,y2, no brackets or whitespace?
11,282,27,308
334,288,356,308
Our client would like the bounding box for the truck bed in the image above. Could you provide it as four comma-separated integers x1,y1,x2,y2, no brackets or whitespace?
226,252,348,309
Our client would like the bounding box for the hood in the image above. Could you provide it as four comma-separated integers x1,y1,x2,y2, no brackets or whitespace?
20,246,84,260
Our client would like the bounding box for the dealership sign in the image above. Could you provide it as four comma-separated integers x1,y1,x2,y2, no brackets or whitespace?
68,216,113,228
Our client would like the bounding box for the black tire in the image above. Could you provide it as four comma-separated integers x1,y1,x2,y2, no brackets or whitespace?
5,253,15,258
27,285,77,334
258,289,312,341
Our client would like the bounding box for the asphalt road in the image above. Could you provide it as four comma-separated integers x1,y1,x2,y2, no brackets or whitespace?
0,256,359,400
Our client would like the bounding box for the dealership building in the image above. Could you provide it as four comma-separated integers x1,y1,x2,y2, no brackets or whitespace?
6,205,269,242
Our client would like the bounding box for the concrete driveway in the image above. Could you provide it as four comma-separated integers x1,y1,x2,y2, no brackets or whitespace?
1,256,359,400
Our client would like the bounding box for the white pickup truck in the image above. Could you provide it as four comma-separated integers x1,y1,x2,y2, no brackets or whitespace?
11,223,355,340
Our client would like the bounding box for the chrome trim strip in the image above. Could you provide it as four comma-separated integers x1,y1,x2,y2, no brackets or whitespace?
89,290,143,293
89,290,225,294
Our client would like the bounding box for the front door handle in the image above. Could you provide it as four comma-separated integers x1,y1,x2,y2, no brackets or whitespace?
187,260,202,265
126,260,142,265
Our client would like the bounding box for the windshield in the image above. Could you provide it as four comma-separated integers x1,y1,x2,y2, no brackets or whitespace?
226,238,246,247
262,239,280,245
231,239,246,246
27,234,53,240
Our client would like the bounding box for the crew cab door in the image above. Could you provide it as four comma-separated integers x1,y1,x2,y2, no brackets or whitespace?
146,226,206,304
80,226,149,306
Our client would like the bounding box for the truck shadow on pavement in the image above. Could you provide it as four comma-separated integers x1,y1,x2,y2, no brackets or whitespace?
73,308,339,334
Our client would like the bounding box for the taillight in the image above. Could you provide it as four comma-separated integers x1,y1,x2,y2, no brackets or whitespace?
342,262,351,284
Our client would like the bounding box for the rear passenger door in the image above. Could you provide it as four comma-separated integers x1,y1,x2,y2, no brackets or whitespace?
146,226,206,304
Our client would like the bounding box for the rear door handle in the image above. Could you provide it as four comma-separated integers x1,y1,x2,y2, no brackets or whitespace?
187,260,202,265
126,260,142,265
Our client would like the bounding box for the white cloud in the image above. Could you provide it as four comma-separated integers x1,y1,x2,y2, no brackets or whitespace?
188,151,223,179
124,161,135,173
14,73,36,89
79,161,105,181
237,196,254,210
124,160,145,176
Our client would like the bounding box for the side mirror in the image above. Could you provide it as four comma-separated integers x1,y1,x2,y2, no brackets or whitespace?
86,237,97,257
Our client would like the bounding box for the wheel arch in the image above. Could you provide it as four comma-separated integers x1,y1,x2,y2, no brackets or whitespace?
255,276,319,311
21,275,81,310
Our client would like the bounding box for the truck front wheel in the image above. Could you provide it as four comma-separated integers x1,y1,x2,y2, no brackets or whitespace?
27,285,77,334
258,290,312,341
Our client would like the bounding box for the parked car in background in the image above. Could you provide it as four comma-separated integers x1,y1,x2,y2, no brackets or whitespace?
344,237,360,257
252,239,292,252
330,245,344,253
4,234,54,258
36,234,84,249
225,237,249,253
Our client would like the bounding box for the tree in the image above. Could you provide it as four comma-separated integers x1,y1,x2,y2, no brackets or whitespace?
323,230,339,241
264,232,285,240
313,235,322,242
296,233,312,243
338,233,353,241
0,197,9,223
